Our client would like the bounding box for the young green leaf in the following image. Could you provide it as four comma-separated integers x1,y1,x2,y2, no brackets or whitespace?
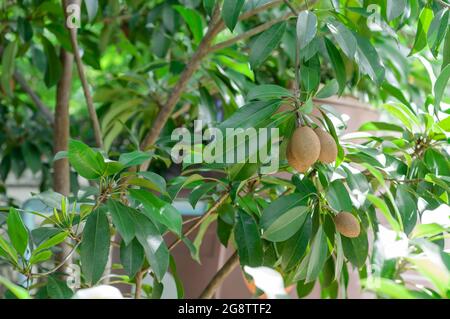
434,64,450,112
262,206,309,242
327,21,356,59
354,33,385,85
306,225,328,282
428,9,449,58
173,6,205,44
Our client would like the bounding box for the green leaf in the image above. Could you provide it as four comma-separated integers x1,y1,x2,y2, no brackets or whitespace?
260,193,307,231
296,279,315,298
234,210,263,267
367,194,401,231
409,6,434,56
434,64,450,112
395,185,417,235
382,103,420,132
326,180,353,212
0,236,18,265
85,0,98,22
325,38,346,95
42,37,62,88
428,9,449,57
296,10,317,49
68,139,105,179
262,206,309,242
359,121,404,132
173,6,204,44
381,82,411,109
1,40,18,96
34,231,68,253
354,33,385,85
129,189,182,236
7,208,28,256
364,277,415,299
203,0,215,16
80,207,110,285
386,0,406,21
192,214,217,262
327,21,356,58
138,172,167,194
280,218,311,270
133,213,169,281
301,54,321,93
249,22,286,68
106,199,136,245
0,276,30,299
306,225,328,282
316,79,339,99
120,238,144,278
29,250,52,265
342,230,368,268
189,182,216,209
443,26,450,70
247,84,293,101
47,276,73,299
103,160,125,177
118,151,153,167
222,0,245,32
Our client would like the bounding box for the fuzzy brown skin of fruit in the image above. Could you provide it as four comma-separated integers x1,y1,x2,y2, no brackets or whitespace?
287,126,320,172
334,212,360,238
286,142,309,172
314,128,338,164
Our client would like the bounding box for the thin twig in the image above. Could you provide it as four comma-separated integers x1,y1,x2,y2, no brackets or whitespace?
13,71,54,124
199,251,239,299
30,242,81,277
63,0,103,149
134,269,145,299
168,193,229,251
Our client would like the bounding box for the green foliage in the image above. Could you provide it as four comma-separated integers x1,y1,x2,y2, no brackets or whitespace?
0,0,449,300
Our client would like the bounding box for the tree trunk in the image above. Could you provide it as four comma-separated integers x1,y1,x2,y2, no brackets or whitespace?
53,47,74,271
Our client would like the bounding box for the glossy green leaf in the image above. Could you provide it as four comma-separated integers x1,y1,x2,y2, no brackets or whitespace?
34,231,68,253
222,0,245,32
280,217,311,270
249,22,286,68
68,140,105,179
133,213,169,281
327,21,356,58
80,208,111,285
234,210,263,267
7,208,28,256
1,41,18,96
129,189,182,236
354,33,385,85
434,64,450,111
42,37,62,88
174,6,204,44
47,276,73,299
247,84,293,101
326,180,353,212
306,225,328,282
342,230,368,268
296,10,317,49
120,238,144,278
409,6,434,56
325,38,346,94
262,206,309,242
118,151,153,167
138,172,167,194
428,9,449,57
106,199,136,245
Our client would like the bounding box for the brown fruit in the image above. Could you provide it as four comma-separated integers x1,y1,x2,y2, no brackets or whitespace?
287,126,320,172
314,128,338,164
276,103,295,114
286,143,309,172
334,212,360,238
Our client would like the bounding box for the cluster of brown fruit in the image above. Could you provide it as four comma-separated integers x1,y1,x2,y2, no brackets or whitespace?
286,125,338,173
333,212,360,238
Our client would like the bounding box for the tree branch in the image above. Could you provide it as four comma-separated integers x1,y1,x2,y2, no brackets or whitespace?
168,193,229,251
13,71,54,124
199,251,239,299
64,0,103,149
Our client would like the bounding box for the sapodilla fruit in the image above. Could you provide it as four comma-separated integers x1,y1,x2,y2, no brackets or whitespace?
287,126,321,172
334,212,360,238
314,128,337,164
